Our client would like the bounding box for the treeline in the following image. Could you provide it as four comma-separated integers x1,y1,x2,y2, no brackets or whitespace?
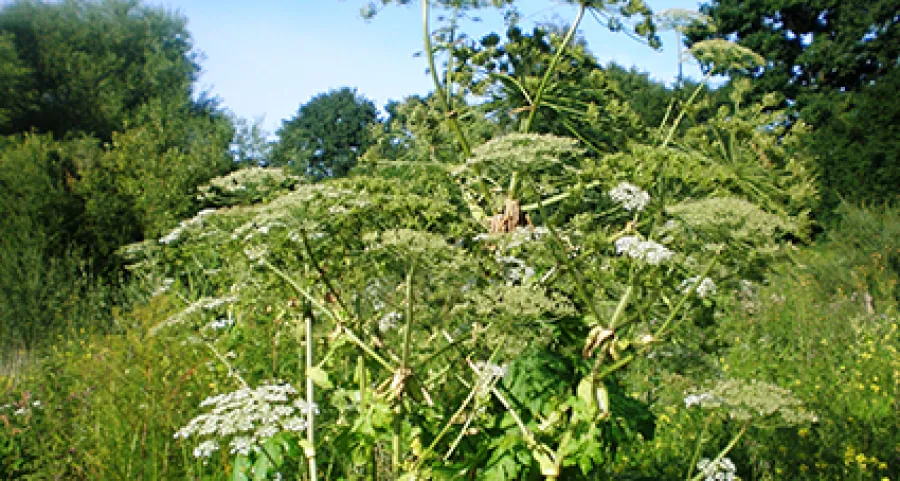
687,0,899,210
0,0,234,348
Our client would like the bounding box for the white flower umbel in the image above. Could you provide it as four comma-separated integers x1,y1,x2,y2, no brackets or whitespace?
615,236,674,265
377,311,402,332
609,182,651,212
149,295,239,335
697,457,737,481
159,208,218,245
680,276,717,298
684,392,718,408
474,361,508,380
193,439,219,458
207,318,234,330
175,382,308,458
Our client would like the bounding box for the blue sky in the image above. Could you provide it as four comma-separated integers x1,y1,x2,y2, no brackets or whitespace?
152,0,707,133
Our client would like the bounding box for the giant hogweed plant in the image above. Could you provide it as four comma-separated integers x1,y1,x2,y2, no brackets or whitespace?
114,2,820,480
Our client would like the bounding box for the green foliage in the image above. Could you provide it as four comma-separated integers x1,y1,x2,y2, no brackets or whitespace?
803,68,900,210
74,97,234,254
0,134,118,348
455,25,646,151
711,204,900,480
272,87,379,178
0,0,200,140
0,0,233,350
689,0,900,208
0,33,30,131
603,63,674,131
0,294,235,480
5,3,881,481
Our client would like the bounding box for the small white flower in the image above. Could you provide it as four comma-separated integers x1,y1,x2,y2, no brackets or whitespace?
680,276,717,298
378,311,402,332
328,205,348,215
229,436,254,455
474,361,508,380
609,182,650,212
193,440,219,458
293,399,320,415
255,424,279,439
685,393,710,408
244,246,268,261
207,318,234,330
615,236,674,265
281,416,307,432
697,457,736,481
176,381,307,457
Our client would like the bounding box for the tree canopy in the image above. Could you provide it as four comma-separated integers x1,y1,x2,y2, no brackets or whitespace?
688,0,900,208
271,87,379,178
0,0,201,141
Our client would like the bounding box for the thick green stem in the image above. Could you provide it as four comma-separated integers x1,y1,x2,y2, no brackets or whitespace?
393,264,416,474
661,70,713,147
205,341,248,389
421,0,470,158
305,311,318,481
652,256,717,338
595,257,718,381
521,2,587,133
609,285,633,330
421,0,493,221
265,260,396,371
400,264,415,374
688,419,751,481
684,417,710,480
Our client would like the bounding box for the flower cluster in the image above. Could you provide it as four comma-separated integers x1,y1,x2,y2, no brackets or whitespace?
615,236,674,265
680,276,717,298
608,182,650,212
159,208,217,244
473,361,508,380
697,457,737,481
149,295,239,335
684,392,717,408
377,311,402,332
174,382,314,458
684,378,817,424
207,318,234,330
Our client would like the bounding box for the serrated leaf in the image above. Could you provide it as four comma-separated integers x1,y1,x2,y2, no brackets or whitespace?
253,437,286,481
231,454,251,481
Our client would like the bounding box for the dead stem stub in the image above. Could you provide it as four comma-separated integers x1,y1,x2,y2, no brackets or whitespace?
489,198,531,234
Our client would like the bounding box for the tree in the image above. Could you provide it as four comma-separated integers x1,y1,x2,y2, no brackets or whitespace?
272,88,379,179
0,0,200,140
687,0,900,208
688,0,898,100
0,33,31,131
231,116,274,166
73,97,234,256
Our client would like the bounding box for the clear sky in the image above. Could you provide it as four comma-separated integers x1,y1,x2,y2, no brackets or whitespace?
151,0,707,133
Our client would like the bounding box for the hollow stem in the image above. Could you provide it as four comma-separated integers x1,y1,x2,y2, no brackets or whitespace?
305,310,318,481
